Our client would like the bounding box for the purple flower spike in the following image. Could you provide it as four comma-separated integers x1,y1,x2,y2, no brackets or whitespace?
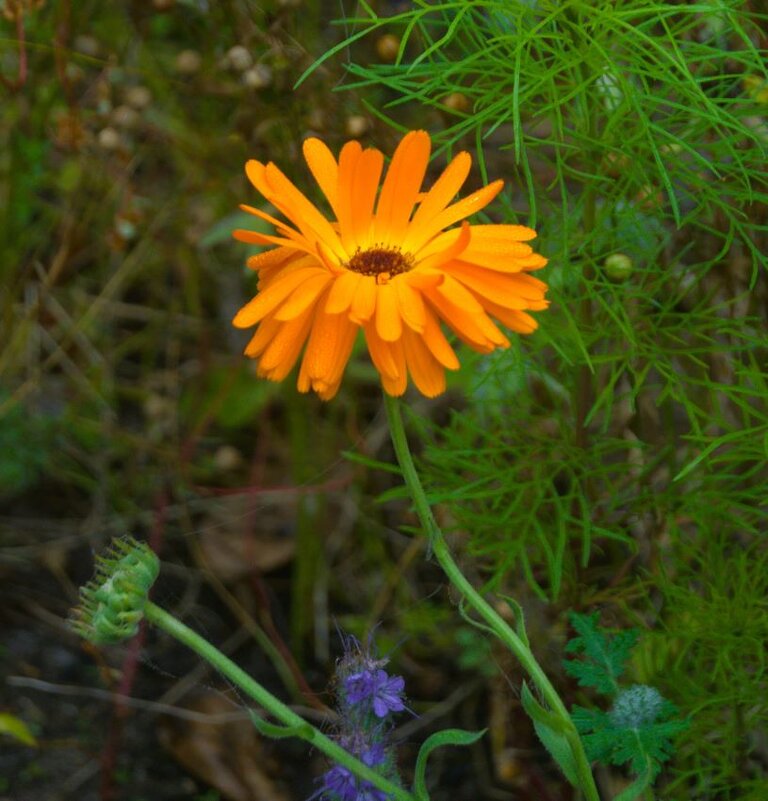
371,670,406,718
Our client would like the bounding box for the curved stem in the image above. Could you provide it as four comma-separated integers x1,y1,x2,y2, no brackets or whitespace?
383,394,600,801
144,601,414,801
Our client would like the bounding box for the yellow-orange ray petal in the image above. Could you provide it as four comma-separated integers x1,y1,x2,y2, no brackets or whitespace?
482,301,540,333
469,224,538,242
335,140,363,252
403,151,471,250
246,247,295,274
380,338,407,396
244,317,281,358
347,148,384,249
445,262,547,307
402,327,446,397
273,272,333,321
374,130,431,242
363,322,400,380
416,221,472,271
407,180,504,254
302,138,339,214
435,274,486,315
349,276,377,324
263,163,347,260
393,276,426,333
421,310,460,369
233,228,315,257
258,307,316,377
240,204,299,239
233,266,325,327
425,290,496,351
301,311,357,390
375,282,402,342
325,270,363,314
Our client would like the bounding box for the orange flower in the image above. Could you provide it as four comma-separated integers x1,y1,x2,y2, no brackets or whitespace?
232,130,548,399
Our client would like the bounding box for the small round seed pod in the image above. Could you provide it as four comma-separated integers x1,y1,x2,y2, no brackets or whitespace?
603,253,633,282
375,34,400,62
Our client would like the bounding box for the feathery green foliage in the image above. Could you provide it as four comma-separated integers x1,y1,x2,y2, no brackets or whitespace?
309,1,768,796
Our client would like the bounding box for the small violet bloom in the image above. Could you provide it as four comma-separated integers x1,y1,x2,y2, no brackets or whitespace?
320,765,388,801
344,669,406,718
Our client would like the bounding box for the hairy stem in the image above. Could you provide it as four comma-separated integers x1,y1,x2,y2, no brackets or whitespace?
144,601,414,801
383,394,600,801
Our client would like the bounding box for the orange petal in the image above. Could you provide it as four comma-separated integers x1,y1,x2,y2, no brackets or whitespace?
416,221,472,271
239,203,299,239
273,273,333,321
393,276,426,333
374,131,431,242
325,271,363,314
301,312,358,389
303,138,339,214
403,150,471,249
244,317,281,358
482,301,540,333
349,276,377,323
421,310,460,369
402,327,446,397
375,282,402,342
258,308,315,378
407,180,504,253
425,289,497,350
264,163,346,260
470,224,538,242
348,148,384,249
233,266,325,327
335,140,363,251
435,275,486,315
246,247,296,274
446,262,547,307
363,322,400,380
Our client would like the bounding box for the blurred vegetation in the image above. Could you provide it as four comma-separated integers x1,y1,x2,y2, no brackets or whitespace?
1,1,767,800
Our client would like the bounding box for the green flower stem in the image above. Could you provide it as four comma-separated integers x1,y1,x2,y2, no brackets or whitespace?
383,394,600,801
143,600,414,801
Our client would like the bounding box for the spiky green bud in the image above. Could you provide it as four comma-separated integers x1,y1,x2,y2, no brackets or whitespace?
71,537,159,645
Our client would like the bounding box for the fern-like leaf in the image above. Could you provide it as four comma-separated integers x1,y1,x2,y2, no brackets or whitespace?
563,612,638,694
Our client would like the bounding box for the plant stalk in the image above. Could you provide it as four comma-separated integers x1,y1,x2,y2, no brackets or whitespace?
383,394,600,801
143,600,414,801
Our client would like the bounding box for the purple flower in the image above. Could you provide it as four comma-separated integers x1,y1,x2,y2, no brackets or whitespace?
344,669,406,718
319,765,389,801
321,765,357,801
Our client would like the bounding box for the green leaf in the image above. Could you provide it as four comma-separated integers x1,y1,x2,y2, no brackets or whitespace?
412,728,486,800
248,709,314,741
563,612,638,694
0,713,38,747
521,683,579,787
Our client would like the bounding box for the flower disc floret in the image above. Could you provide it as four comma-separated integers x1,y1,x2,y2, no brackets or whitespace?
233,130,549,399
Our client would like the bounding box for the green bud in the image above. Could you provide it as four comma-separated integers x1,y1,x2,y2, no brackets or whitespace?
71,537,159,645
603,253,633,281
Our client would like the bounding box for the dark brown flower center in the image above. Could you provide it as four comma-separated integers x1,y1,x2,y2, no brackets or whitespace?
346,246,414,280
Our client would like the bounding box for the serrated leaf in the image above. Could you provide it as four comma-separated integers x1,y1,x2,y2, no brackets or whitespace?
521,683,579,787
563,612,638,694
412,729,485,800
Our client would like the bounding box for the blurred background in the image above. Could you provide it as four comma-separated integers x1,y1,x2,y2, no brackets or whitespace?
1,1,767,800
